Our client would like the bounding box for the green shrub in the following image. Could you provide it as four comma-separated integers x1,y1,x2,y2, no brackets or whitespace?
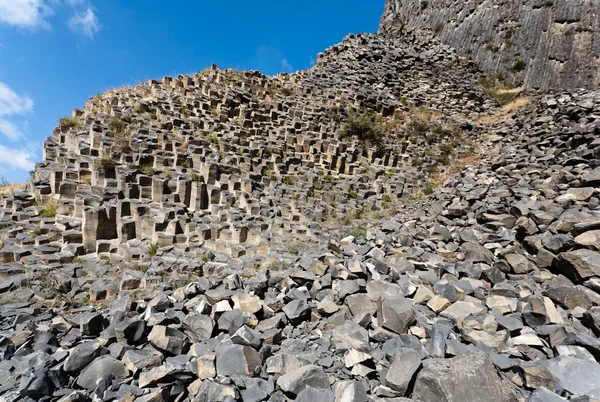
207,134,219,144
148,243,158,257
40,200,57,218
72,256,84,264
59,116,80,128
100,159,116,170
140,164,155,176
131,264,148,273
348,190,358,199
512,58,527,72
191,173,200,182
479,73,517,106
340,112,383,147
423,187,434,195
346,225,367,239
108,117,127,134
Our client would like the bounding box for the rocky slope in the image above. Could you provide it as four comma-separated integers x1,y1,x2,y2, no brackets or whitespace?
379,0,600,91
0,21,599,402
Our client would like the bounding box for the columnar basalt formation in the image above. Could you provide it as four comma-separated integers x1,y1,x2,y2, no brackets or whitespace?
379,0,600,91
0,16,600,402
0,34,487,266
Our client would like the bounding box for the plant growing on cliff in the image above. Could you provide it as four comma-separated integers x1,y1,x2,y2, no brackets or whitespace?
340,111,384,148
100,159,116,170
40,200,57,218
59,116,80,129
479,73,517,106
511,58,527,72
148,243,158,257
140,164,155,176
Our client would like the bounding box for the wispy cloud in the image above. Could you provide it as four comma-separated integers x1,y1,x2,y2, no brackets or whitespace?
0,144,36,172
0,0,53,30
281,58,294,72
68,7,100,38
0,0,101,38
0,82,34,141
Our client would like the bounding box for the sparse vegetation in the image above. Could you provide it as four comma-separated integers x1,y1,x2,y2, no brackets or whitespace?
0,299,25,306
0,176,25,196
140,164,155,176
148,243,158,257
108,116,132,153
108,116,127,134
340,111,384,148
346,225,367,240
288,243,303,255
207,135,219,144
512,58,527,72
479,73,518,106
100,159,116,170
59,116,80,128
348,189,358,199
131,264,149,273
40,200,57,218
191,173,200,182
72,256,84,264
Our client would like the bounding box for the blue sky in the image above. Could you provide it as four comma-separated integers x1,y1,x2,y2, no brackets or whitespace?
0,1,383,182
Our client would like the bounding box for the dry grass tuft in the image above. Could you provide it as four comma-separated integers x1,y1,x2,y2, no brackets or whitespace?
0,183,25,196
478,96,532,125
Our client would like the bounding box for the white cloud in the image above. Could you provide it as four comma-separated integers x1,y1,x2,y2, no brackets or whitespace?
0,0,52,29
0,82,33,141
281,58,294,72
0,82,34,116
0,144,36,171
0,120,23,140
69,7,99,38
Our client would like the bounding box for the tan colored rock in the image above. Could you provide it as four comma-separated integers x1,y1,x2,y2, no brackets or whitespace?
427,295,451,313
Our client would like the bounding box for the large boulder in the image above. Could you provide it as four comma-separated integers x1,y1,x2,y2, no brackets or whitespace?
555,250,600,282
412,352,516,402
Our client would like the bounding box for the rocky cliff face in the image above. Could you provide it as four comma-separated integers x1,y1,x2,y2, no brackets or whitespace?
379,0,600,91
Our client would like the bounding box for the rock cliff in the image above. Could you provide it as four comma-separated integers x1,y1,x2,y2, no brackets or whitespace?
379,0,600,91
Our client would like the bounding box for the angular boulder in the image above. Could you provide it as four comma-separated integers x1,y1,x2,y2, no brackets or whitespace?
412,352,515,402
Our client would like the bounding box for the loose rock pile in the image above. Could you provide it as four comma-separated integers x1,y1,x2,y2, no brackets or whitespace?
0,31,599,402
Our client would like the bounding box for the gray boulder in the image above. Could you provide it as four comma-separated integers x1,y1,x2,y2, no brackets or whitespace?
76,355,128,391
385,348,422,395
556,249,600,282
216,344,262,377
379,295,416,334
412,352,515,402
548,357,600,398
277,364,330,395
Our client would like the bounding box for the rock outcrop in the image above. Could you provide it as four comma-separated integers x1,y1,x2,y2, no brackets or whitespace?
379,0,600,91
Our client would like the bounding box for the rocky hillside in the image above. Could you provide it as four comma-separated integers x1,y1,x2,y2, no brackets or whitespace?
379,0,600,91
0,15,599,402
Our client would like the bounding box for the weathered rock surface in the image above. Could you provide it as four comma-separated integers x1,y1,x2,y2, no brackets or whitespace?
379,0,600,90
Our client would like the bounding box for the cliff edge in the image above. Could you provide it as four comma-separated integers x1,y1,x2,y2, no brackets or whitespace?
379,0,600,91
